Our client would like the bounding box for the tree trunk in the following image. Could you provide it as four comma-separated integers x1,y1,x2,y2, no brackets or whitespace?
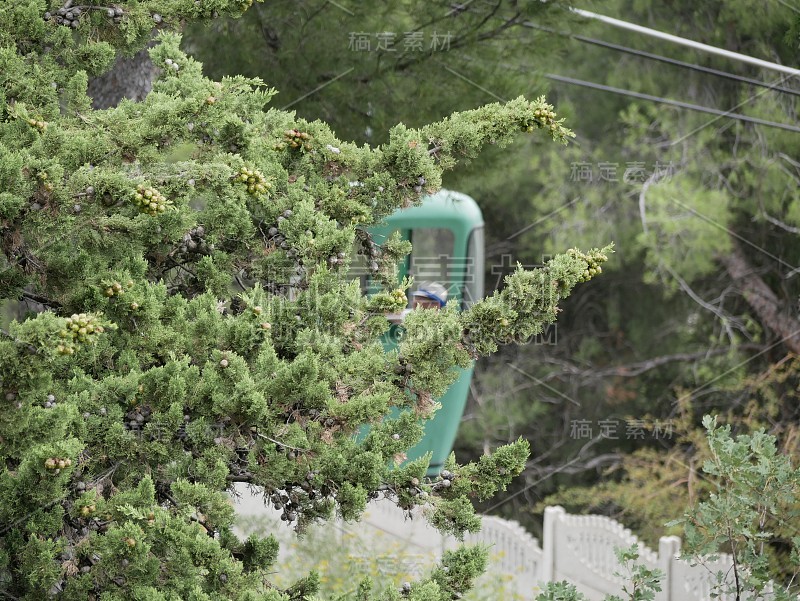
87,46,157,109
720,242,800,354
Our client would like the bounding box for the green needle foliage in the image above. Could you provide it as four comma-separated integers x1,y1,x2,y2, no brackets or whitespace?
0,1,606,599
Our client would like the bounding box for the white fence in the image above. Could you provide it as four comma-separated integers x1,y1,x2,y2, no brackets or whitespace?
233,487,754,601
541,506,748,601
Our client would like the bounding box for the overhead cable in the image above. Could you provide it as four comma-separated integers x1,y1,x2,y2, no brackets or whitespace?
543,72,800,133
458,52,800,133
523,22,800,98
570,7,800,78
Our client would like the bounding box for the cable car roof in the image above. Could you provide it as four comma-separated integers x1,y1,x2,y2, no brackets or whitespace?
380,189,483,231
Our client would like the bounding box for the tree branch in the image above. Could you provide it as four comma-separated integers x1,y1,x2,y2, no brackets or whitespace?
720,242,800,354
488,345,765,399
590,346,765,378
761,211,800,234
22,290,61,309
663,262,746,344
0,328,38,354
526,452,623,477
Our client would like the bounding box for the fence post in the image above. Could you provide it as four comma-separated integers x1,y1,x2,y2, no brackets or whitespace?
542,506,564,583
657,535,681,601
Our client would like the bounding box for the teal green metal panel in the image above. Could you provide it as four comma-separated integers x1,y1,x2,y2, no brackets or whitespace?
401,365,475,473
368,190,483,476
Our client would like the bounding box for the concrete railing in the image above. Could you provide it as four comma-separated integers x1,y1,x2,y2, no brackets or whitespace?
543,506,659,599
541,506,752,601
232,486,761,601
459,514,544,599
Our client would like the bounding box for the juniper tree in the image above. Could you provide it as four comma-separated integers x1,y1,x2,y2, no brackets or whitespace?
0,1,609,599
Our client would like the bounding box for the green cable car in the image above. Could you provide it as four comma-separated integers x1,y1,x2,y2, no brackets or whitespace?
366,190,485,475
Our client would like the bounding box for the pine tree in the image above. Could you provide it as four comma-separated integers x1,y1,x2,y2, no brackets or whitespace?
0,2,608,598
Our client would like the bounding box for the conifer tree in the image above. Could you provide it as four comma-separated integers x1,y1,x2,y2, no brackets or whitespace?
0,1,608,598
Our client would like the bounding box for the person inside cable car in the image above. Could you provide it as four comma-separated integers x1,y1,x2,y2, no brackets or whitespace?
410,282,448,310
387,281,448,323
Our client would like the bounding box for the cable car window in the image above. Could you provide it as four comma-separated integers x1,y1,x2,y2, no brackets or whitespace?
463,226,484,308
409,228,455,300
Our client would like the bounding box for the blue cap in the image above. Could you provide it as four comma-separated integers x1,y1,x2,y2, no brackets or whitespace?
413,282,448,307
